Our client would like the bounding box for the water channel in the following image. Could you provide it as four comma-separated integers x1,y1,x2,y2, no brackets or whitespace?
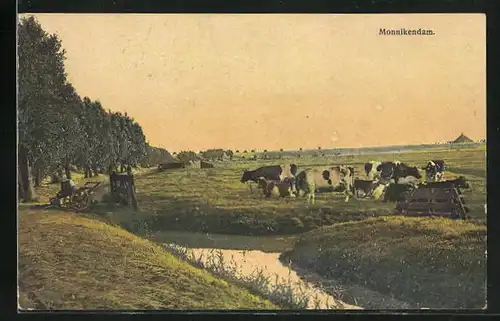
152,231,412,310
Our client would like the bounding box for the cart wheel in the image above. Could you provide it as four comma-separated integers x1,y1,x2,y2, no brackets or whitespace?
61,196,71,208
72,192,90,212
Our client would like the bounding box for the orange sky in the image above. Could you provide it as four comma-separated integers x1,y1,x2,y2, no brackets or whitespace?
21,14,486,152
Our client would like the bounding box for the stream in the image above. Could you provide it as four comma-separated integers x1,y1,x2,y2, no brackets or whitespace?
163,244,359,309
154,231,412,310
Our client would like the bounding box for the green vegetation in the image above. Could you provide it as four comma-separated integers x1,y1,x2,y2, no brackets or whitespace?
281,216,486,309
18,210,277,310
126,148,486,236
22,145,486,309
17,16,171,203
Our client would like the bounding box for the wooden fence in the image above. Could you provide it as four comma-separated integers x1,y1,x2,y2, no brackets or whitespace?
396,184,469,220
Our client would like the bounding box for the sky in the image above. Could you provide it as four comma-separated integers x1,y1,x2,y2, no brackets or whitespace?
21,14,486,152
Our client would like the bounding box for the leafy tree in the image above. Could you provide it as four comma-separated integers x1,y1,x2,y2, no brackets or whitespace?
142,144,173,167
17,16,172,200
176,150,199,165
18,16,74,199
200,149,226,161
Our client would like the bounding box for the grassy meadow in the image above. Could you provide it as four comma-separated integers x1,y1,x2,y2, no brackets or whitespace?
130,147,486,236
132,146,487,309
19,145,487,309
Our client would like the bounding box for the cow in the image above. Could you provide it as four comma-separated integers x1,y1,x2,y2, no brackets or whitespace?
419,176,471,193
383,183,416,202
255,177,296,198
353,179,381,198
295,165,354,204
376,161,422,184
364,161,382,180
241,164,298,194
422,160,446,182
241,165,282,183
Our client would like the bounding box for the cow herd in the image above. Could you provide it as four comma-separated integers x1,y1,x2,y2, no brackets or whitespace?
240,159,454,204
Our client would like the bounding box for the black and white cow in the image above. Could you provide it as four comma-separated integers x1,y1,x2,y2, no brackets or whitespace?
353,179,381,198
419,176,471,194
376,161,422,184
295,165,354,204
383,183,416,202
422,160,446,182
364,161,382,180
240,164,298,183
241,164,298,193
255,177,296,198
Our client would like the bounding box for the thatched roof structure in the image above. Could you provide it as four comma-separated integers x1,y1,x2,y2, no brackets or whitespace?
452,133,474,143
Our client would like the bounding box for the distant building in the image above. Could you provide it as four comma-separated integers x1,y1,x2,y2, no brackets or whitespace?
452,133,474,144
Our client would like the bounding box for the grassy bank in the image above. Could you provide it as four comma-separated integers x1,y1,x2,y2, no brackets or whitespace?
281,216,486,309
18,210,277,310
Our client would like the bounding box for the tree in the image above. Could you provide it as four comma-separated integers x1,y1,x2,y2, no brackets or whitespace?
18,16,73,199
200,149,226,161
18,16,167,201
280,148,284,152
141,144,173,168
177,150,198,165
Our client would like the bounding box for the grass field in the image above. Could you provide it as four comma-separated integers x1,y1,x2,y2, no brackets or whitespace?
131,147,486,236
281,216,486,309
18,210,277,310
20,145,487,309
132,147,486,309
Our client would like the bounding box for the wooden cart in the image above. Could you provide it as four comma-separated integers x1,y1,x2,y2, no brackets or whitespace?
49,181,101,212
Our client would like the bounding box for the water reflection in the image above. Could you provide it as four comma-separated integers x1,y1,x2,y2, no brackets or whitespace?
164,244,361,310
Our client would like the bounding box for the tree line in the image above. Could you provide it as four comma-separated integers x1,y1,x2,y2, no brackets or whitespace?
18,16,172,202
173,149,233,165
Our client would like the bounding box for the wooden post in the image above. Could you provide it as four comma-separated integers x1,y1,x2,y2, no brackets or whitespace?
109,171,139,212
109,171,119,204
129,174,139,212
